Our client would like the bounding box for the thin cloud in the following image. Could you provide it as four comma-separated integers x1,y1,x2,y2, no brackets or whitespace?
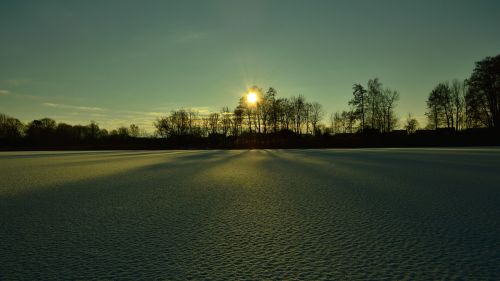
42,102,104,111
89,113,107,117
5,78,32,86
3,91,54,101
116,110,164,117
190,106,211,115
146,106,213,116
36,102,216,133
175,31,208,43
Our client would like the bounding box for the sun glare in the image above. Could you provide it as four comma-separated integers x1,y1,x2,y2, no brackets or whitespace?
247,92,258,104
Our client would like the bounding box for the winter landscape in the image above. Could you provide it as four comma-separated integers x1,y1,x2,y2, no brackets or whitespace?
2,1,500,279
1,149,499,280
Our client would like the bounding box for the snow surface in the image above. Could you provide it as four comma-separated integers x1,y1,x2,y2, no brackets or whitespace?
1,149,499,280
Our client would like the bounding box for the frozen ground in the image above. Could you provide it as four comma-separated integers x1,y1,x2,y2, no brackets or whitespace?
1,148,499,280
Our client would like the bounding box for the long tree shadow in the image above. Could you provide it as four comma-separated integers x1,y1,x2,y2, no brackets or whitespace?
1,149,499,280
0,149,253,280
265,149,500,275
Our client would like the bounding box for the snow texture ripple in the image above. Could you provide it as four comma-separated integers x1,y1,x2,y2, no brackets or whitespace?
1,148,499,280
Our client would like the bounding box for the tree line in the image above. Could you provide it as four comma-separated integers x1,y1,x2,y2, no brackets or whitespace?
426,55,500,130
334,78,400,134
0,115,143,146
154,87,325,139
1,54,498,149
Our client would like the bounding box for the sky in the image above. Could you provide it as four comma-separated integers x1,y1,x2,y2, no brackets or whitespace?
1,0,499,131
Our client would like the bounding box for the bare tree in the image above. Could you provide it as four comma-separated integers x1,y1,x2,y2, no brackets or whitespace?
303,102,312,134
404,113,419,134
338,110,356,133
208,112,220,135
154,117,171,138
129,124,140,137
367,78,383,131
451,79,466,130
382,88,400,132
426,83,454,130
291,95,306,134
440,82,455,129
310,102,324,135
281,98,294,131
233,105,244,136
220,106,232,137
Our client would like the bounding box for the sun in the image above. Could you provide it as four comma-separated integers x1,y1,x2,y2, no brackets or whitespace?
247,92,258,104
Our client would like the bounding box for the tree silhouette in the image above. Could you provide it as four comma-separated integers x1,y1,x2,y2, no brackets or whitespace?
451,79,466,130
233,104,244,136
382,88,399,132
310,102,324,135
466,55,500,129
220,107,231,137
349,84,367,132
2,54,500,149
0,113,24,142
404,113,419,134
129,124,140,137
367,78,384,131
426,84,445,130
